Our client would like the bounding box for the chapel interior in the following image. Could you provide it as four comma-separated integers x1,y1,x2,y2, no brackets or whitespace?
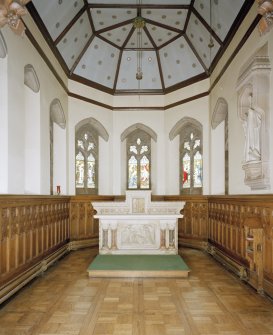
1,0,273,334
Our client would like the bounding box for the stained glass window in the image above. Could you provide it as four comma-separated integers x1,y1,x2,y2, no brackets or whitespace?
75,126,98,194
127,130,151,190
76,152,84,188
180,126,203,194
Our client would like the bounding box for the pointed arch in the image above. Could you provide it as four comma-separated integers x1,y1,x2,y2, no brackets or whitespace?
75,117,109,142
50,98,66,129
121,123,157,142
24,64,40,93
169,117,202,141
211,97,228,129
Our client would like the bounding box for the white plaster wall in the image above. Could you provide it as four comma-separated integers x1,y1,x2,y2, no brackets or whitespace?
68,97,112,195
53,123,67,195
0,53,8,193
211,121,225,194
165,96,210,195
24,86,41,194
210,24,273,194
2,27,68,194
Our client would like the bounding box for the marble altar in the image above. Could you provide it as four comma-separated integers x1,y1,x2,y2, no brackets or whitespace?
92,191,184,255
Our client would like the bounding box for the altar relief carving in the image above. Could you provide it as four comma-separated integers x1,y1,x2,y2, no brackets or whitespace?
92,191,184,255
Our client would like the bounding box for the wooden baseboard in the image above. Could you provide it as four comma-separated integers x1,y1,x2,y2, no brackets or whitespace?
179,238,208,250
207,243,248,280
263,277,273,300
0,245,69,305
69,238,99,251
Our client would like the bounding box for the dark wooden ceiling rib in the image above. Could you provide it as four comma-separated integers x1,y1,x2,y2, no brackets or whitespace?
192,7,223,47
164,72,208,94
88,4,190,9
96,34,122,50
124,48,154,51
114,89,163,96
144,18,183,34
144,25,157,49
184,34,208,73
84,0,96,32
69,92,113,110
184,0,194,31
70,34,95,75
26,2,70,77
113,50,123,91
164,91,209,109
70,73,114,94
156,49,165,91
54,6,86,46
137,6,141,17
122,26,135,48
158,32,183,50
96,19,134,34
113,106,165,111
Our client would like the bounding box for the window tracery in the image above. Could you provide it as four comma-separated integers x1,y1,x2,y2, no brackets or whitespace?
127,129,151,190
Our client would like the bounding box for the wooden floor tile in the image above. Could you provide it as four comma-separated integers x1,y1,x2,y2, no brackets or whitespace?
0,248,272,335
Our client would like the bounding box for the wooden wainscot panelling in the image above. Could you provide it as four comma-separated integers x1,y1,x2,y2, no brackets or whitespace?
69,195,123,250
207,195,273,298
0,196,70,304
157,195,209,250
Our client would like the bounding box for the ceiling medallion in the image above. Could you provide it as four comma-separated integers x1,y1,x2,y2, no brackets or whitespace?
0,0,31,36
133,16,145,29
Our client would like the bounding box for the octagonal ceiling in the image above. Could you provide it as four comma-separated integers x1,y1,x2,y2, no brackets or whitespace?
27,0,253,95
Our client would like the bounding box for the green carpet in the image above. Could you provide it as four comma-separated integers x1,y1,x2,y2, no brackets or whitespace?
88,255,190,272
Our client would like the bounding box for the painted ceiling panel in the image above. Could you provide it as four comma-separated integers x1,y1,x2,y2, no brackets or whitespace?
146,23,179,48
32,0,85,41
74,37,120,88
187,13,221,69
100,24,132,47
91,8,137,31
57,12,92,70
142,8,188,30
159,36,204,88
29,1,251,94
116,51,161,90
194,0,245,42
125,29,153,49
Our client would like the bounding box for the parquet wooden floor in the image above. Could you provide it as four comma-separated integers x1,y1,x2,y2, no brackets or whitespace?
0,248,273,335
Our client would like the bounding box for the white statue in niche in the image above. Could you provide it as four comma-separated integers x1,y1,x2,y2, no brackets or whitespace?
242,94,262,162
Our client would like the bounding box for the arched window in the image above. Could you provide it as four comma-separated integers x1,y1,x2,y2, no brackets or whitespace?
127,129,151,190
75,124,98,194
169,117,203,195
180,127,202,194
